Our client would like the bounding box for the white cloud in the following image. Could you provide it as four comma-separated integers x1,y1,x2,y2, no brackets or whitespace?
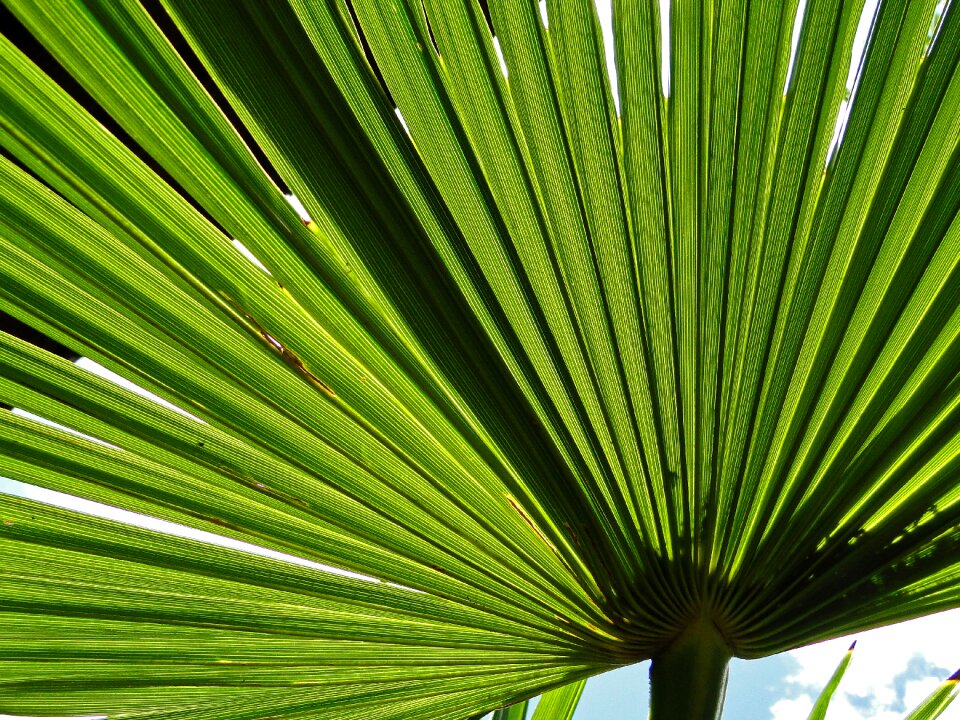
770,694,816,720
774,610,960,719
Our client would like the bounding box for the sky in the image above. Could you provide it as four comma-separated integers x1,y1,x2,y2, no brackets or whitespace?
3,0,958,718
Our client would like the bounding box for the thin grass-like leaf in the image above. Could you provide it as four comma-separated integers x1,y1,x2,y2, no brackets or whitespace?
904,668,960,720
530,679,587,720
806,641,856,720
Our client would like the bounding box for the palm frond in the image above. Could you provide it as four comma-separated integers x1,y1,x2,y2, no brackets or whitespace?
1,0,959,717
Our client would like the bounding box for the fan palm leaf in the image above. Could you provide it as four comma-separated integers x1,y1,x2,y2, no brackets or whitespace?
0,0,958,717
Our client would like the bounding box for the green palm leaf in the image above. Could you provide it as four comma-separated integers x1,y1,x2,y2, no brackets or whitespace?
0,0,958,717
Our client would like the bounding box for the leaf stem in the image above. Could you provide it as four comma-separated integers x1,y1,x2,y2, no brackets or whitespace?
649,609,733,720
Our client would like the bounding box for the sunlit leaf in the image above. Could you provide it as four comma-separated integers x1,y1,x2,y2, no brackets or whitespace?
806,641,856,720
1,0,959,717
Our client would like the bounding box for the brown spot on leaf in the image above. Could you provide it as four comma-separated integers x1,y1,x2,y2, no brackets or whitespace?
506,495,561,561
220,291,335,396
